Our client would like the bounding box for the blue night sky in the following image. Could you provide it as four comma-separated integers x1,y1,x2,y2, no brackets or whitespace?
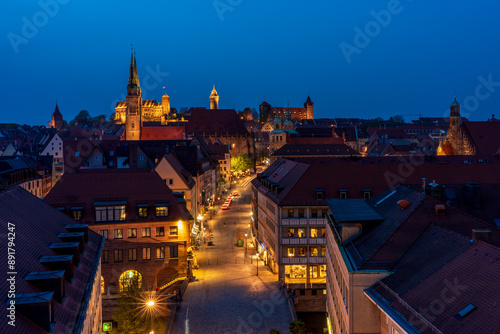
2,0,500,125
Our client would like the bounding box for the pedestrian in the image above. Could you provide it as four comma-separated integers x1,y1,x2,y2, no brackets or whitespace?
177,287,183,302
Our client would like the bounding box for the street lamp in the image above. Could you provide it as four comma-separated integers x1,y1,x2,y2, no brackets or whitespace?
146,300,155,307
245,233,248,250
256,253,259,276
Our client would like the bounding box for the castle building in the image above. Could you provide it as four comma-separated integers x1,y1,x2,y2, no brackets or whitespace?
210,85,219,109
114,53,172,127
259,96,314,123
50,103,63,130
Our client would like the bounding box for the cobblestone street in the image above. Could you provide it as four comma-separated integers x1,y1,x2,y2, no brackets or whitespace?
171,177,293,334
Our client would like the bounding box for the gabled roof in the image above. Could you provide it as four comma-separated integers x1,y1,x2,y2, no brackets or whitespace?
272,144,361,157
162,153,196,189
44,169,192,222
461,121,500,154
140,126,185,141
0,187,102,333
369,225,500,334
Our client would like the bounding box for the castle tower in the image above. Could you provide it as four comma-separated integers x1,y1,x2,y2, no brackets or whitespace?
51,103,63,130
304,95,314,119
210,85,219,109
283,107,293,130
162,93,170,115
125,51,142,140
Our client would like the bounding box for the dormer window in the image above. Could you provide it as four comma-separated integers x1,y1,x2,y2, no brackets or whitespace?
316,190,324,200
363,189,371,199
339,190,347,199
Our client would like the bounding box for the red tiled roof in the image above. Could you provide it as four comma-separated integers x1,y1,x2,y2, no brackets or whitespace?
140,126,185,141
186,108,249,136
272,144,360,157
461,120,500,154
0,187,102,333
44,169,192,222
372,225,500,334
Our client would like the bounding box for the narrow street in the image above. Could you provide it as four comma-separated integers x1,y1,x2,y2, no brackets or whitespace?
171,175,293,334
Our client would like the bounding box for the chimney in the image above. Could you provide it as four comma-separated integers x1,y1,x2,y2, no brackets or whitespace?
472,229,492,243
422,178,427,194
434,204,446,216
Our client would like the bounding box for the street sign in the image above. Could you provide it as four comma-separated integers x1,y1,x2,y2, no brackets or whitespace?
103,322,112,331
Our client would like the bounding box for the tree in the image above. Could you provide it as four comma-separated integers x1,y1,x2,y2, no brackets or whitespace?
252,108,259,120
269,330,282,334
110,276,160,334
69,110,91,127
289,319,307,334
231,154,252,173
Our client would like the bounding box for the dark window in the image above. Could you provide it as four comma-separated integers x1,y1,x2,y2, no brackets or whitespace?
363,191,371,199
102,250,109,263
169,226,178,236
138,207,148,218
142,227,151,237
287,209,294,218
300,289,306,296
340,191,347,199
143,247,151,260
128,228,137,238
169,179,173,185
156,246,165,259
311,209,318,218
170,245,178,259
155,206,168,217
95,205,126,222
312,289,317,296
128,248,137,261
156,227,165,237
114,249,123,262
114,229,123,239
298,209,305,218
316,191,323,200
99,230,108,239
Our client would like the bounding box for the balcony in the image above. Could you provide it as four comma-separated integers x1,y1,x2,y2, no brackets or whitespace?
281,237,308,245
281,218,327,226
281,256,326,264
309,237,326,245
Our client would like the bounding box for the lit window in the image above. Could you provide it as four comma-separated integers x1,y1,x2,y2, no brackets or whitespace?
72,209,83,221
114,229,123,239
142,227,151,237
128,248,137,261
143,247,151,260
114,249,123,262
128,228,137,238
169,226,178,236
156,246,165,259
288,247,295,257
138,206,148,218
155,206,169,217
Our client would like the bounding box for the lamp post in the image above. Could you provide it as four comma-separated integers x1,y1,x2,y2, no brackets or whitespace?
256,253,259,276
245,233,248,250
146,301,155,334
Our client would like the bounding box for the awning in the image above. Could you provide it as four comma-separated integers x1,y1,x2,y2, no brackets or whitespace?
154,202,170,207
93,200,127,206
136,203,149,207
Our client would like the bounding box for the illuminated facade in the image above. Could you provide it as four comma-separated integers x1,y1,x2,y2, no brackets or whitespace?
210,85,219,109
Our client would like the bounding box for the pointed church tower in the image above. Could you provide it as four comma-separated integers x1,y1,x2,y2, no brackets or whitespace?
210,85,219,109
304,95,314,119
450,95,461,131
51,103,63,130
125,51,142,140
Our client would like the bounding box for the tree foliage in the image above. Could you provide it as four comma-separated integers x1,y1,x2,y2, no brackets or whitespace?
289,319,307,334
110,276,160,334
231,154,252,173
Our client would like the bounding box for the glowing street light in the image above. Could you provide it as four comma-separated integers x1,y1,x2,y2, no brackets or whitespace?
245,233,248,250
147,300,155,307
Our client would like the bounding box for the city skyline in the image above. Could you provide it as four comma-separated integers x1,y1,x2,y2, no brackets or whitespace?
3,1,500,125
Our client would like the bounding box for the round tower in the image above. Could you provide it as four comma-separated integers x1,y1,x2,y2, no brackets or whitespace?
210,85,219,109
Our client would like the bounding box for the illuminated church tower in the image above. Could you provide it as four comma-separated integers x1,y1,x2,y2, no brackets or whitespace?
210,85,219,109
125,52,142,140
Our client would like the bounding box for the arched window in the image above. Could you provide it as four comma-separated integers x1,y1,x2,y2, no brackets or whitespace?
119,270,143,292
